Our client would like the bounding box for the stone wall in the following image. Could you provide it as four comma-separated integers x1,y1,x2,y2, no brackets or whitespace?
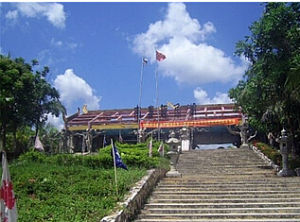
100,168,167,222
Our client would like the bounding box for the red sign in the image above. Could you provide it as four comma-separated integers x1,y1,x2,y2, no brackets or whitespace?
140,118,240,129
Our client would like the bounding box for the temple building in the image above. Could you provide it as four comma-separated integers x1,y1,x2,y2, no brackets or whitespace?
64,103,243,153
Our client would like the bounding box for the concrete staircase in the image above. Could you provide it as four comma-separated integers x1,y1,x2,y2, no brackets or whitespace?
134,148,300,222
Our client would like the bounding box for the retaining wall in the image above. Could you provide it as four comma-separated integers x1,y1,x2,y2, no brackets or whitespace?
101,168,167,222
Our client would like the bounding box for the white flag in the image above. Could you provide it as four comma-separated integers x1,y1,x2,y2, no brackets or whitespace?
0,152,17,222
34,135,44,151
148,138,152,158
158,142,164,157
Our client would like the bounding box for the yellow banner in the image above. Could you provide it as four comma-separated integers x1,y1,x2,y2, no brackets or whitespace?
69,123,138,131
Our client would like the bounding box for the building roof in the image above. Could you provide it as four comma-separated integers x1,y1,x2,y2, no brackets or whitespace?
66,103,242,131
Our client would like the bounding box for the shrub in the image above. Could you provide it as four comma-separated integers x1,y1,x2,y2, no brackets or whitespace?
254,142,281,165
18,142,169,170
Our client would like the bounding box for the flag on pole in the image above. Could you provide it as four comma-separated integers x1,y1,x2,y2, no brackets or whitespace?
143,57,148,64
148,138,153,157
34,135,44,151
111,141,128,170
156,50,166,61
0,152,17,222
158,142,164,157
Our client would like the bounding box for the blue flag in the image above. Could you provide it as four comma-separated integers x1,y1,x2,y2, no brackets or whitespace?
112,143,128,170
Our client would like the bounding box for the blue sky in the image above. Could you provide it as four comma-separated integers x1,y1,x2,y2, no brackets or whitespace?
0,2,264,127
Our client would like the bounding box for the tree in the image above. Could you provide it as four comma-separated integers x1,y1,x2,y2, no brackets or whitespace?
0,55,65,153
229,3,300,155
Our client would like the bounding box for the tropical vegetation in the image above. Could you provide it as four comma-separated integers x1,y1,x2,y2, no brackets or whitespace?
229,2,300,157
0,55,65,156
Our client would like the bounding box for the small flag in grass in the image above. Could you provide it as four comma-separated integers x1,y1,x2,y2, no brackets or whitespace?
111,140,128,170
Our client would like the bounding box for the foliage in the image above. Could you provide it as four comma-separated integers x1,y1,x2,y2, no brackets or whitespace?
253,141,281,165
38,123,61,154
10,161,146,222
100,141,170,169
229,3,300,155
5,126,35,156
11,142,170,221
0,55,65,154
19,141,170,170
253,141,300,169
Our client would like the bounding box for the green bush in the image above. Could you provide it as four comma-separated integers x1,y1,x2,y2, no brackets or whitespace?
18,141,169,170
18,150,47,163
99,141,169,169
254,142,281,165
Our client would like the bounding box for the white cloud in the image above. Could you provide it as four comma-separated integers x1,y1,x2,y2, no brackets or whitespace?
11,3,66,28
50,38,78,51
194,87,233,105
132,3,247,85
5,10,18,20
54,69,101,113
46,114,64,130
51,38,63,47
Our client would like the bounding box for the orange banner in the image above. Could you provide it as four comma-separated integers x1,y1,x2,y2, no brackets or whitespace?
140,118,240,129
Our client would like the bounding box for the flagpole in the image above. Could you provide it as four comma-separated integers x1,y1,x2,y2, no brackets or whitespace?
103,135,105,148
111,139,118,195
155,65,161,141
138,58,145,143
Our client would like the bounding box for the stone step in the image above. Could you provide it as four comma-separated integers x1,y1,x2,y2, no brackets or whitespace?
150,193,300,199
177,173,275,177
134,148,300,222
154,187,300,192
157,183,300,188
135,219,300,222
137,212,300,219
176,166,270,169
142,207,300,214
149,198,300,203
177,170,270,173
159,180,300,183
162,176,287,181
144,202,300,208
152,190,300,195
159,180,300,186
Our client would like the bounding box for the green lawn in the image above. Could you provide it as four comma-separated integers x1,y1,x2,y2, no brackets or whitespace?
8,142,169,221
10,163,146,222
11,162,146,222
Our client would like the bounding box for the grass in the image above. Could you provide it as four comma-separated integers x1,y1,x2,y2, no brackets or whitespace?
11,162,146,222
6,141,169,222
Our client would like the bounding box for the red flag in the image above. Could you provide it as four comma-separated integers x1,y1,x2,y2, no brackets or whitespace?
0,152,17,222
156,50,166,61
